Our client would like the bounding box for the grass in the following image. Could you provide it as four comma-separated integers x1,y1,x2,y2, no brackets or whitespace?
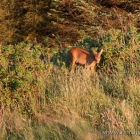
0,28,140,140
1,68,140,140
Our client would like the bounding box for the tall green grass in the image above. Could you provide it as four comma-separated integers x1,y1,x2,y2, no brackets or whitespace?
0,28,140,139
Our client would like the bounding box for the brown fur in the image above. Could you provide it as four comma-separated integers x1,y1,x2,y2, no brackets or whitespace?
69,47,103,73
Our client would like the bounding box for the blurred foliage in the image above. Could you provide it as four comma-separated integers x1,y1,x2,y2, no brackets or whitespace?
100,28,140,74
0,0,139,46
98,0,140,13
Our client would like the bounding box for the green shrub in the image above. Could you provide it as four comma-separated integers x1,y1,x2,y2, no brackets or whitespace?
0,42,45,114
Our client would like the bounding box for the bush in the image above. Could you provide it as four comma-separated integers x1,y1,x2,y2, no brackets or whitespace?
0,42,45,114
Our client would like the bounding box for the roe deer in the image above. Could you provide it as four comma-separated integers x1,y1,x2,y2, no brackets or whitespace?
69,47,103,73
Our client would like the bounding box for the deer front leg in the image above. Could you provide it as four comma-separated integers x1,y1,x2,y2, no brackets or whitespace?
70,58,76,72
90,66,95,74
90,63,96,74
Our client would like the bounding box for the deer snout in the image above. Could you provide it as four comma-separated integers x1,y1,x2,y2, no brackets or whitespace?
95,57,101,64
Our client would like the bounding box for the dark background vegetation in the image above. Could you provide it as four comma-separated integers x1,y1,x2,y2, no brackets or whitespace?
0,0,139,46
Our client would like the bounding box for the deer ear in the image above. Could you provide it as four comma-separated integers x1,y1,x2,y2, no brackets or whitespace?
93,49,97,55
99,49,103,55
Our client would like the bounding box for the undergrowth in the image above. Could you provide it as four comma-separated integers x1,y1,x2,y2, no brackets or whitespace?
0,28,140,140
